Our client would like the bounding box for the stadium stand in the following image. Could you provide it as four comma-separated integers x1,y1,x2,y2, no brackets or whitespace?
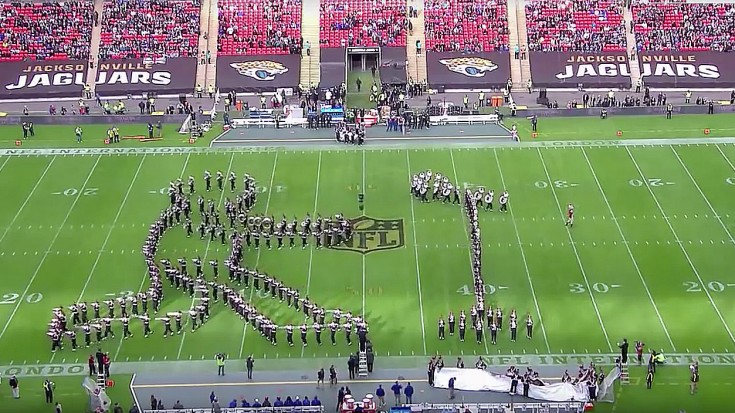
319,0,408,47
218,0,303,55
0,0,94,61
525,0,627,52
631,0,735,51
424,0,510,52
98,0,201,60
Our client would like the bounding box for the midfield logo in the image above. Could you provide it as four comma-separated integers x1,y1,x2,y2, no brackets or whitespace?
332,217,405,254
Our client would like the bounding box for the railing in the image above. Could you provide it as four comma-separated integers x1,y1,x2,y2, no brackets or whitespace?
404,402,585,413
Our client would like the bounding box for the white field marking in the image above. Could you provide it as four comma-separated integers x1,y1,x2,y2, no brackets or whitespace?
0,155,102,343
178,152,236,359
625,147,735,345
75,155,148,303
238,151,279,359
405,150,428,356
361,150,367,319
301,151,323,358
714,145,735,181
493,148,551,353
0,157,10,172
536,147,614,352
672,146,735,244
449,149,490,356
115,153,192,362
0,157,56,245
581,147,676,351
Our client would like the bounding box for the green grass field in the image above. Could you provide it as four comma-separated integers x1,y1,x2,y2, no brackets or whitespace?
1,113,734,412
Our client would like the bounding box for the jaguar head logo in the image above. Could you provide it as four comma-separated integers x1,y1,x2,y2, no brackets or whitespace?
439,57,499,78
331,216,405,254
230,60,289,81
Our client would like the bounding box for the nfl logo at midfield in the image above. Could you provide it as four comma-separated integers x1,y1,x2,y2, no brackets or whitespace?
331,216,405,254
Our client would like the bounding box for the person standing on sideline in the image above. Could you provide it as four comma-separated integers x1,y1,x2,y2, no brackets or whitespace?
216,353,226,376
375,385,385,407
317,368,325,388
391,381,403,405
619,339,629,364
404,382,414,404
9,375,19,399
55,402,63,413
690,366,699,395
43,378,55,403
246,356,254,380
646,368,654,389
448,377,456,400
209,391,217,404
337,387,345,412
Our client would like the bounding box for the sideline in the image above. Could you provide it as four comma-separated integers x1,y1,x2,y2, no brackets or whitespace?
2,137,735,156
0,353,732,378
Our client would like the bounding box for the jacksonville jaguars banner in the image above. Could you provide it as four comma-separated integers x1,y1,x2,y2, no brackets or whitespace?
638,52,735,88
529,52,631,88
0,60,88,99
217,55,301,93
426,51,510,89
94,57,197,95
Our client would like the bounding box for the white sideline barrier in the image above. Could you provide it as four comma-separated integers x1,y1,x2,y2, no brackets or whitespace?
231,118,309,128
142,407,325,413
430,114,499,126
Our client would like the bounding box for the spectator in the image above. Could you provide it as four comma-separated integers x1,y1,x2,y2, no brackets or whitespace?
405,382,414,404
391,381,402,405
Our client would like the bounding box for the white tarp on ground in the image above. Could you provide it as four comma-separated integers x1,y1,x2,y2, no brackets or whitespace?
433,368,589,402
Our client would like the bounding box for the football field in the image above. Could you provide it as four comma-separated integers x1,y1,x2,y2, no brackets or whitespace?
0,138,735,412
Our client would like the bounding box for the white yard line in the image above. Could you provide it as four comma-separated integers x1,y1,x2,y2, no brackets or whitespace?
536,148,614,352
361,150,367,319
115,153,192,362
301,152,322,358
671,146,735,243
177,153,235,359
0,157,56,245
404,150,428,356
0,155,102,343
449,149,490,356
624,147,735,345
492,148,552,353
580,147,676,351
714,144,735,175
238,152,279,359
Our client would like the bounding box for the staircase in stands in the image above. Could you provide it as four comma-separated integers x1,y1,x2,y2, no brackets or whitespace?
507,0,531,92
86,0,105,97
406,0,428,83
622,5,641,89
300,0,321,86
197,0,220,91
358,351,368,377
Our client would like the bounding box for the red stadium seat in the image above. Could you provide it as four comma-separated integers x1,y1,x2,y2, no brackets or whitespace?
319,0,408,48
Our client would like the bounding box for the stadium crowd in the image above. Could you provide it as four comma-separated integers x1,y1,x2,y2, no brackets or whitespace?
632,1,735,51
98,0,201,60
424,0,510,52
218,0,303,55
0,0,94,61
525,0,626,52
319,0,408,47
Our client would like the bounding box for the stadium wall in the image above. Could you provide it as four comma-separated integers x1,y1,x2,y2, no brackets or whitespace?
0,114,188,126
518,104,735,118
